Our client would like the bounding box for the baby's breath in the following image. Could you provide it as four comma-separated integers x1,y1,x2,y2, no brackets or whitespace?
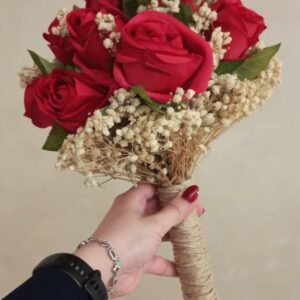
57,56,281,188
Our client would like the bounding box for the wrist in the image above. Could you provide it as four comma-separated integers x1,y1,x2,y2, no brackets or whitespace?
74,244,112,289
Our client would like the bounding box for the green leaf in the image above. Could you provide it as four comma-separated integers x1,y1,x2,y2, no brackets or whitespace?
216,44,281,81
132,85,166,115
173,3,193,26
73,5,80,10
215,60,243,76
28,50,57,75
235,44,281,80
42,124,70,152
122,0,147,18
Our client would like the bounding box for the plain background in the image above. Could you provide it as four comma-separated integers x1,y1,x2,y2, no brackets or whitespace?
0,0,299,299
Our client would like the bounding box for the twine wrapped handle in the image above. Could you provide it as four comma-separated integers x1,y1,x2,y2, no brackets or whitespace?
157,185,218,300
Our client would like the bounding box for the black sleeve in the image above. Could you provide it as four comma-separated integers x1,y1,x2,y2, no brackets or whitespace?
3,269,106,300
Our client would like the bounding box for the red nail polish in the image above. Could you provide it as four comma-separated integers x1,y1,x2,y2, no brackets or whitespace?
182,185,199,203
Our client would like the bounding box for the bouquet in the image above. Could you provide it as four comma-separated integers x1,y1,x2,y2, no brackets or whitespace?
19,0,282,299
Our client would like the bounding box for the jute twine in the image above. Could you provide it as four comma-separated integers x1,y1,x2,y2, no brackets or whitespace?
157,185,218,300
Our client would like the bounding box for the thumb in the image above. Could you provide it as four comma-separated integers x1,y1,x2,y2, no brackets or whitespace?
150,185,200,237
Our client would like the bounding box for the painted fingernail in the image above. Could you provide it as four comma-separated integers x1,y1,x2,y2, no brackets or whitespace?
182,185,199,203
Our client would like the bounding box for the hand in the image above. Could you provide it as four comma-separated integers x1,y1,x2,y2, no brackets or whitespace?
74,184,205,298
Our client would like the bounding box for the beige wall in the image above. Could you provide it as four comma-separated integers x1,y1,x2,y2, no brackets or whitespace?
0,1,299,299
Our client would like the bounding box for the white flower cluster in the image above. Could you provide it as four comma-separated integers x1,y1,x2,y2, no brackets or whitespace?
95,12,116,32
209,27,232,67
18,65,41,88
57,87,213,186
138,0,180,14
95,13,120,55
57,54,281,187
171,87,197,104
192,58,282,127
51,7,69,37
190,3,217,33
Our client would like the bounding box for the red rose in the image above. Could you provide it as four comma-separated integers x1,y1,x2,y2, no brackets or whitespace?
66,8,126,80
43,18,75,65
85,0,121,11
114,11,213,103
24,70,115,133
212,0,267,60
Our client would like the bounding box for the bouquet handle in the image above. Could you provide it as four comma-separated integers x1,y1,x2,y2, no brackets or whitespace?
157,186,218,300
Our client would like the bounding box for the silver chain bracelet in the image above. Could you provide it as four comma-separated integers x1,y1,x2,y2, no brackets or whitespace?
77,238,121,297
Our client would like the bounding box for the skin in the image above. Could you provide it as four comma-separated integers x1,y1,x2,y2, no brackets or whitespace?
74,184,205,298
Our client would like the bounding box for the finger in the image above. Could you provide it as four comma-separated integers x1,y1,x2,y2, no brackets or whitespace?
145,255,178,277
116,184,156,212
144,192,204,218
149,185,200,237
162,202,205,241
196,202,205,217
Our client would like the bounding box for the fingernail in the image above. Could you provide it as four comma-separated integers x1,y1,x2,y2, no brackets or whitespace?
182,185,199,203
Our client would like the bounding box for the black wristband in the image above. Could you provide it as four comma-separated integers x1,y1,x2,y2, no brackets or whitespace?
33,253,108,300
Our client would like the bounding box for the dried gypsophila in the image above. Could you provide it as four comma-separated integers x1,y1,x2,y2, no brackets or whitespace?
192,57,282,126
57,56,281,188
56,86,212,187
209,27,232,68
18,65,42,88
95,13,120,55
190,2,217,34
95,12,116,33
51,7,70,37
